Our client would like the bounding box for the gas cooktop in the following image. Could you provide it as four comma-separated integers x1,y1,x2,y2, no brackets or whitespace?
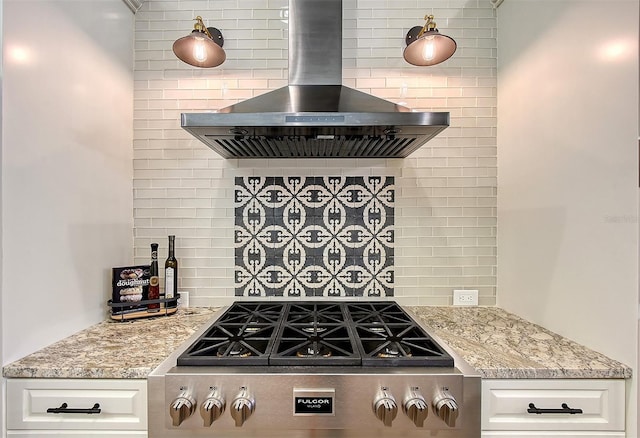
177,301,454,368
149,300,481,437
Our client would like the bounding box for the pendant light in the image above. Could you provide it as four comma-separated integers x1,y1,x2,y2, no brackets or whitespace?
403,15,456,66
173,16,226,68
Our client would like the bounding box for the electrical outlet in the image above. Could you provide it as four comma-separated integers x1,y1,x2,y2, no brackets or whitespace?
178,291,189,307
453,289,478,306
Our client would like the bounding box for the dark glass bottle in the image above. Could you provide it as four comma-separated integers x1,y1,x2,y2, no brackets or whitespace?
148,243,160,310
164,235,178,300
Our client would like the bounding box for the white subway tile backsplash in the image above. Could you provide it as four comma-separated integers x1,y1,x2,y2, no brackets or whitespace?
133,0,496,305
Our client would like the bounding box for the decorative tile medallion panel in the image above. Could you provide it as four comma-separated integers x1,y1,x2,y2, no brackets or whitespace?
234,176,395,297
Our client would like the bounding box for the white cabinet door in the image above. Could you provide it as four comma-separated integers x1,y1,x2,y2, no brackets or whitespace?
6,379,147,433
482,379,625,435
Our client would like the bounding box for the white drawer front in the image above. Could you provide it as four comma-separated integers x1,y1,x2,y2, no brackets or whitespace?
7,432,147,437
482,432,625,437
482,379,625,432
7,379,147,431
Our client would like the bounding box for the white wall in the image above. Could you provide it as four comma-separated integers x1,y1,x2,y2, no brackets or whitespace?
1,0,135,364
0,0,4,434
133,0,498,306
496,0,638,434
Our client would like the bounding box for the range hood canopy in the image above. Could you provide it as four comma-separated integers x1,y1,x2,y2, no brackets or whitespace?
181,0,449,159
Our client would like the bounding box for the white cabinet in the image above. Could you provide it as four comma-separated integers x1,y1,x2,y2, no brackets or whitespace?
482,379,625,437
6,378,147,437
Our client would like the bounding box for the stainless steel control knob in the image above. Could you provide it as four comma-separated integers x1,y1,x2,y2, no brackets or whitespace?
403,389,429,427
230,388,255,427
373,388,398,427
200,389,225,427
169,392,196,427
433,390,459,428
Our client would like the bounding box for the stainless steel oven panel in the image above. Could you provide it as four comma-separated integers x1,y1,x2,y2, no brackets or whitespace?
150,371,480,437
149,374,479,438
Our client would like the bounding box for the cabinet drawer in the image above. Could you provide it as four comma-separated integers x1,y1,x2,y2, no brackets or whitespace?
482,379,625,432
7,432,146,437
482,433,625,437
7,379,147,431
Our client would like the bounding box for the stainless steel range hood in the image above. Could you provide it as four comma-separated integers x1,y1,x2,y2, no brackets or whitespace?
181,0,449,159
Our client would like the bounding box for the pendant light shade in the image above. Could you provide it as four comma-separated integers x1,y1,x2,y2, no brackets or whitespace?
403,15,456,66
173,16,226,68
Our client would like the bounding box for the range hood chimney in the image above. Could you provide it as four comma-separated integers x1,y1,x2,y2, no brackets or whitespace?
180,0,449,159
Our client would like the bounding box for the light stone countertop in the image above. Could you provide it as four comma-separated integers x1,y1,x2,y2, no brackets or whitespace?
2,307,219,379
408,306,632,379
2,305,632,380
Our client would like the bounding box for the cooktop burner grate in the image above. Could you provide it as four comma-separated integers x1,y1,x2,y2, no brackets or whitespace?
346,302,454,367
270,302,360,366
177,301,454,367
177,302,285,366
